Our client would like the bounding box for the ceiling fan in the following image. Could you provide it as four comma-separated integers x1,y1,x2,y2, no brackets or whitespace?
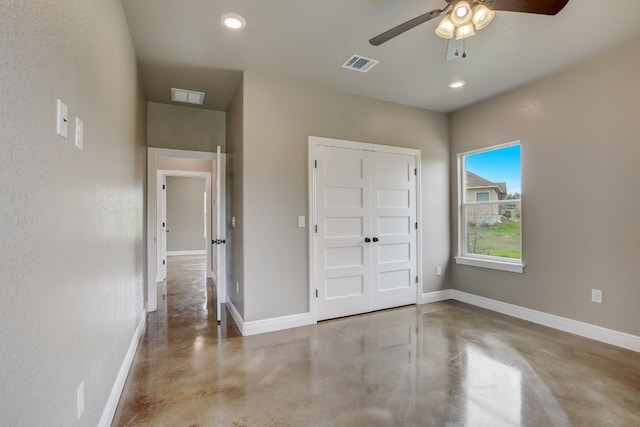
369,0,570,46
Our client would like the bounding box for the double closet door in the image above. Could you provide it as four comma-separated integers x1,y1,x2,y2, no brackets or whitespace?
314,142,419,321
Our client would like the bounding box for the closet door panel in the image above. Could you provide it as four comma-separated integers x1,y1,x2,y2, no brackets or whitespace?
316,146,372,321
370,152,418,311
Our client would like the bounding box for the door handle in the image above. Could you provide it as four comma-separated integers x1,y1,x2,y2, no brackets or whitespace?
372,237,379,242
212,240,217,245
364,237,371,243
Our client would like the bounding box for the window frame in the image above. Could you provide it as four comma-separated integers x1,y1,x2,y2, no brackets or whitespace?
456,141,524,273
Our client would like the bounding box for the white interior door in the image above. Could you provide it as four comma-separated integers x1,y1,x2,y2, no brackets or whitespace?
214,147,227,321
370,152,417,311
156,174,167,282
314,143,418,321
316,146,371,321
211,161,219,284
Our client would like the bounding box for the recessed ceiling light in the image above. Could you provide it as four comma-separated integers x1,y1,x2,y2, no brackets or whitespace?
221,13,246,30
448,80,466,89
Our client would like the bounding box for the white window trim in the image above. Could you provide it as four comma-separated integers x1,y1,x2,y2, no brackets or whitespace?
457,141,524,273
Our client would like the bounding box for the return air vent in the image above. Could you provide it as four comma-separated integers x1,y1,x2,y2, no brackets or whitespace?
341,54,379,73
171,88,205,105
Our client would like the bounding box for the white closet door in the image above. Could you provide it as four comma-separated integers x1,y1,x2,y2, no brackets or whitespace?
314,143,419,321
316,146,371,321
370,152,418,310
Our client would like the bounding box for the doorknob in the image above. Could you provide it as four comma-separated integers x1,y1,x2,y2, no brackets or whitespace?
212,240,217,245
364,237,371,243
372,237,379,242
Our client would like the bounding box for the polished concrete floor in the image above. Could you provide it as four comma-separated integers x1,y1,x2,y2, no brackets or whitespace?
112,256,640,426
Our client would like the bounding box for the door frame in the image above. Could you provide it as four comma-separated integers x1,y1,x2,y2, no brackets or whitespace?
308,136,423,322
147,147,226,313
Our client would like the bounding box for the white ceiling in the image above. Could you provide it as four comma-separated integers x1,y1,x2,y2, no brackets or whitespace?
122,0,640,113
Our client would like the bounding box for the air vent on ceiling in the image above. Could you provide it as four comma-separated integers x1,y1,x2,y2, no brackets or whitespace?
341,54,379,73
171,88,205,105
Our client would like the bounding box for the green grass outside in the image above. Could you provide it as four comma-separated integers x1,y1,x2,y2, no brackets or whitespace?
467,221,521,259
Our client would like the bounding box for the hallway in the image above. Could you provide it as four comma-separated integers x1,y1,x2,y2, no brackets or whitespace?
113,257,640,426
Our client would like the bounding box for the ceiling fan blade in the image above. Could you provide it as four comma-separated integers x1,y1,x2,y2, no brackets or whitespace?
369,9,443,46
490,0,570,15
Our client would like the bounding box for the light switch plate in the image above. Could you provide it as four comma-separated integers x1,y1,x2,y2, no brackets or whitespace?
231,217,236,228
56,99,68,139
75,117,83,150
297,216,305,228
591,289,603,304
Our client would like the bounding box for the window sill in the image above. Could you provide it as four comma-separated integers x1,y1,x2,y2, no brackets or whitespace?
455,256,525,273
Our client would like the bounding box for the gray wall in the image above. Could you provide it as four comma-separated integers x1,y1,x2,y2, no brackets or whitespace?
157,157,213,173
226,78,245,317
449,39,640,336
239,72,450,322
147,101,226,152
166,177,206,252
0,1,146,426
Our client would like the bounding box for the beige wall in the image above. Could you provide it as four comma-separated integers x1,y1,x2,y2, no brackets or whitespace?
225,78,245,316
450,39,640,336
157,156,212,173
240,72,450,322
0,1,146,425
166,177,206,252
147,101,226,152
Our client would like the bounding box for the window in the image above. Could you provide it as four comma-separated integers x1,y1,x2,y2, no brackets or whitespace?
457,142,523,273
475,191,490,202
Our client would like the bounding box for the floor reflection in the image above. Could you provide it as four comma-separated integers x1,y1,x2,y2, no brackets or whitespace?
464,344,522,426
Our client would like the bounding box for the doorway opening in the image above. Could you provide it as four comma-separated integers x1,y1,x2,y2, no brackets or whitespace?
160,174,209,314
147,147,227,321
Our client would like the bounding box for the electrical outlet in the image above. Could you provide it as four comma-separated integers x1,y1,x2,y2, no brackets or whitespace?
236,281,239,293
77,382,85,420
436,266,442,276
591,289,603,304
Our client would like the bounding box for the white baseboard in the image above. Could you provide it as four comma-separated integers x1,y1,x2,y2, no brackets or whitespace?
98,306,147,427
448,290,640,353
243,312,313,336
229,289,640,352
166,250,206,256
420,289,454,304
226,299,313,336
226,299,245,335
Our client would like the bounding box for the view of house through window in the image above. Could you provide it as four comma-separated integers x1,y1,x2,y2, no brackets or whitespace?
460,143,521,263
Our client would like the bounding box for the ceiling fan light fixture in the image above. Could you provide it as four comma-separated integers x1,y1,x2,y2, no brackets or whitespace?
472,4,495,30
450,1,473,26
455,22,476,40
435,13,455,39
